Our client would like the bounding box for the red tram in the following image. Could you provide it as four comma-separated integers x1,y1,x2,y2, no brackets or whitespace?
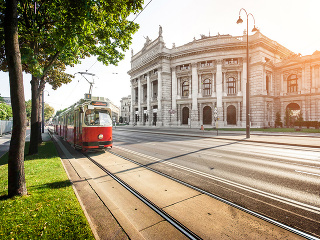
54,97,113,151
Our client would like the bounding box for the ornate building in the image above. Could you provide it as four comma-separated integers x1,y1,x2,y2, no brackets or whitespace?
120,95,131,123
127,26,320,128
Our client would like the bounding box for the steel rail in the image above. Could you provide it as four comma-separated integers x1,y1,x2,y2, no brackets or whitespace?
108,149,320,240
83,153,202,240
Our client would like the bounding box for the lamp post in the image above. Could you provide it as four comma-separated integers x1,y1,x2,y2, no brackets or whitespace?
237,8,258,139
42,90,49,133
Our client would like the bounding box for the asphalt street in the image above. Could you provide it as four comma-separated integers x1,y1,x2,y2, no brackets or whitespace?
111,128,320,237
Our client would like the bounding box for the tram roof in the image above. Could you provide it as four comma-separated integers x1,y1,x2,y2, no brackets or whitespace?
58,96,111,116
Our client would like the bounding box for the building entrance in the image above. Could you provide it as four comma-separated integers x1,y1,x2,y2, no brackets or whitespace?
182,107,189,125
227,105,236,125
203,106,212,124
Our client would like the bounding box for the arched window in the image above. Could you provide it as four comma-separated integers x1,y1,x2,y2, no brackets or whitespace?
287,74,298,93
203,79,211,96
227,77,236,94
182,81,189,97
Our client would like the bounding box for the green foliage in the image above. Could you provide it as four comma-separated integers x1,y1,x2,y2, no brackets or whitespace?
25,100,32,121
284,109,293,127
0,142,95,239
0,0,144,89
0,102,12,120
44,103,54,121
275,112,282,128
54,108,67,118
296,112,303,127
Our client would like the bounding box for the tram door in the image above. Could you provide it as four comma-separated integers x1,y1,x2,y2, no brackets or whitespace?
74,111,78,146
74,110,82,147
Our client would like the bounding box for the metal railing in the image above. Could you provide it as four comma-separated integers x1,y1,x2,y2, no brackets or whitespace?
0,120,12,136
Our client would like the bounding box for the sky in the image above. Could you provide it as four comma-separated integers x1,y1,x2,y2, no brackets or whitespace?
0,0,319,112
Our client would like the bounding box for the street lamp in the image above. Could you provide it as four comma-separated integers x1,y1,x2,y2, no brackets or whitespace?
237,8,258,138
42,90,49,133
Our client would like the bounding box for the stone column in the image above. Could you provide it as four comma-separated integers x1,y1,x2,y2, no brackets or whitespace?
280,73,284,95
242,60,247,127
130,81,134,125
172,67,177,110
216,60,223,126
223,72,226,95
301,66,305,93
237,101,241,126
138,78,142,126
171,67,178,126
311,66,315,89
157,70,162,126
317,66,320,88
191,63,199,127
199,74,202,96
147,73,152,126
270,73,273,95
223,102,227,126
262,65,266,94
237,71,241,96
212,73,215,97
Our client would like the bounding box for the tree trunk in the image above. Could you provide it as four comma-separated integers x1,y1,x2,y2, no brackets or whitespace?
28,75,40,155
4,0,28,197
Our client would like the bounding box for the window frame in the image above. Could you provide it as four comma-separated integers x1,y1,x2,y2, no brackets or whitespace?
287,74,298,93
202,79,212,96
182,81,189,97
227,77,236,94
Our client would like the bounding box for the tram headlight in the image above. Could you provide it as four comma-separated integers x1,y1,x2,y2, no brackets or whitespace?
98,134,103,140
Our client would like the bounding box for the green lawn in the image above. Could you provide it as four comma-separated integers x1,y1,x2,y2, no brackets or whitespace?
204,127,320,133
0,142,94,240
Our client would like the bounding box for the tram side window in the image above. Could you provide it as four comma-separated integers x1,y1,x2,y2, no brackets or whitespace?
68,113,74,126
85,109,112,126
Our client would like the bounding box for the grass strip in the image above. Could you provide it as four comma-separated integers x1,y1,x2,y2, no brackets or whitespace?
0,141,94,240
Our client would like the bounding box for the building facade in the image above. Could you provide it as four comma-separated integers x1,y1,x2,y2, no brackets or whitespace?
127,26,320,128
120,95,131,123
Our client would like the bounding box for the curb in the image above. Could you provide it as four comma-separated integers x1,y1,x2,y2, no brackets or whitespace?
115,128,320,148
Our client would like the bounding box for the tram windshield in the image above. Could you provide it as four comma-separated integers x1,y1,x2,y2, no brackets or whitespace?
85,109,112,126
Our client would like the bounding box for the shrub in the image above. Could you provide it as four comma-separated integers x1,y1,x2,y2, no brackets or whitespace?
275,112,282,128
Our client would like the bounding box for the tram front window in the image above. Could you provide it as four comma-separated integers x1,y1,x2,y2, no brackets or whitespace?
85,109,112,126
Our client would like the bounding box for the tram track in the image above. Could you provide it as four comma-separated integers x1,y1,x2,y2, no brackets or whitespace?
106,147,319,240
83,152,201,240
50,130,319,239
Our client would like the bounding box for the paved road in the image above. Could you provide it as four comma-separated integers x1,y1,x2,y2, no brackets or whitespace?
112,128,320,237
0,129,32,158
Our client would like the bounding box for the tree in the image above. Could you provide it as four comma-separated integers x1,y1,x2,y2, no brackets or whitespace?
3,0,27,197
44,103,54,121
296,111,303,128
274,112,282,128
1,0,143,155
284,109,293,127
0,102,12,120
25,99,32,124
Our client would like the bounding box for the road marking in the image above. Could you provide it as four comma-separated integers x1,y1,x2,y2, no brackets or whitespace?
115,146,320,214
295,170,320,177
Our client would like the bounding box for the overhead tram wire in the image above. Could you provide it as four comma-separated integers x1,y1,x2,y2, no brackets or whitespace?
85,1,153,71
132,0,153,22
79,0,154,74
